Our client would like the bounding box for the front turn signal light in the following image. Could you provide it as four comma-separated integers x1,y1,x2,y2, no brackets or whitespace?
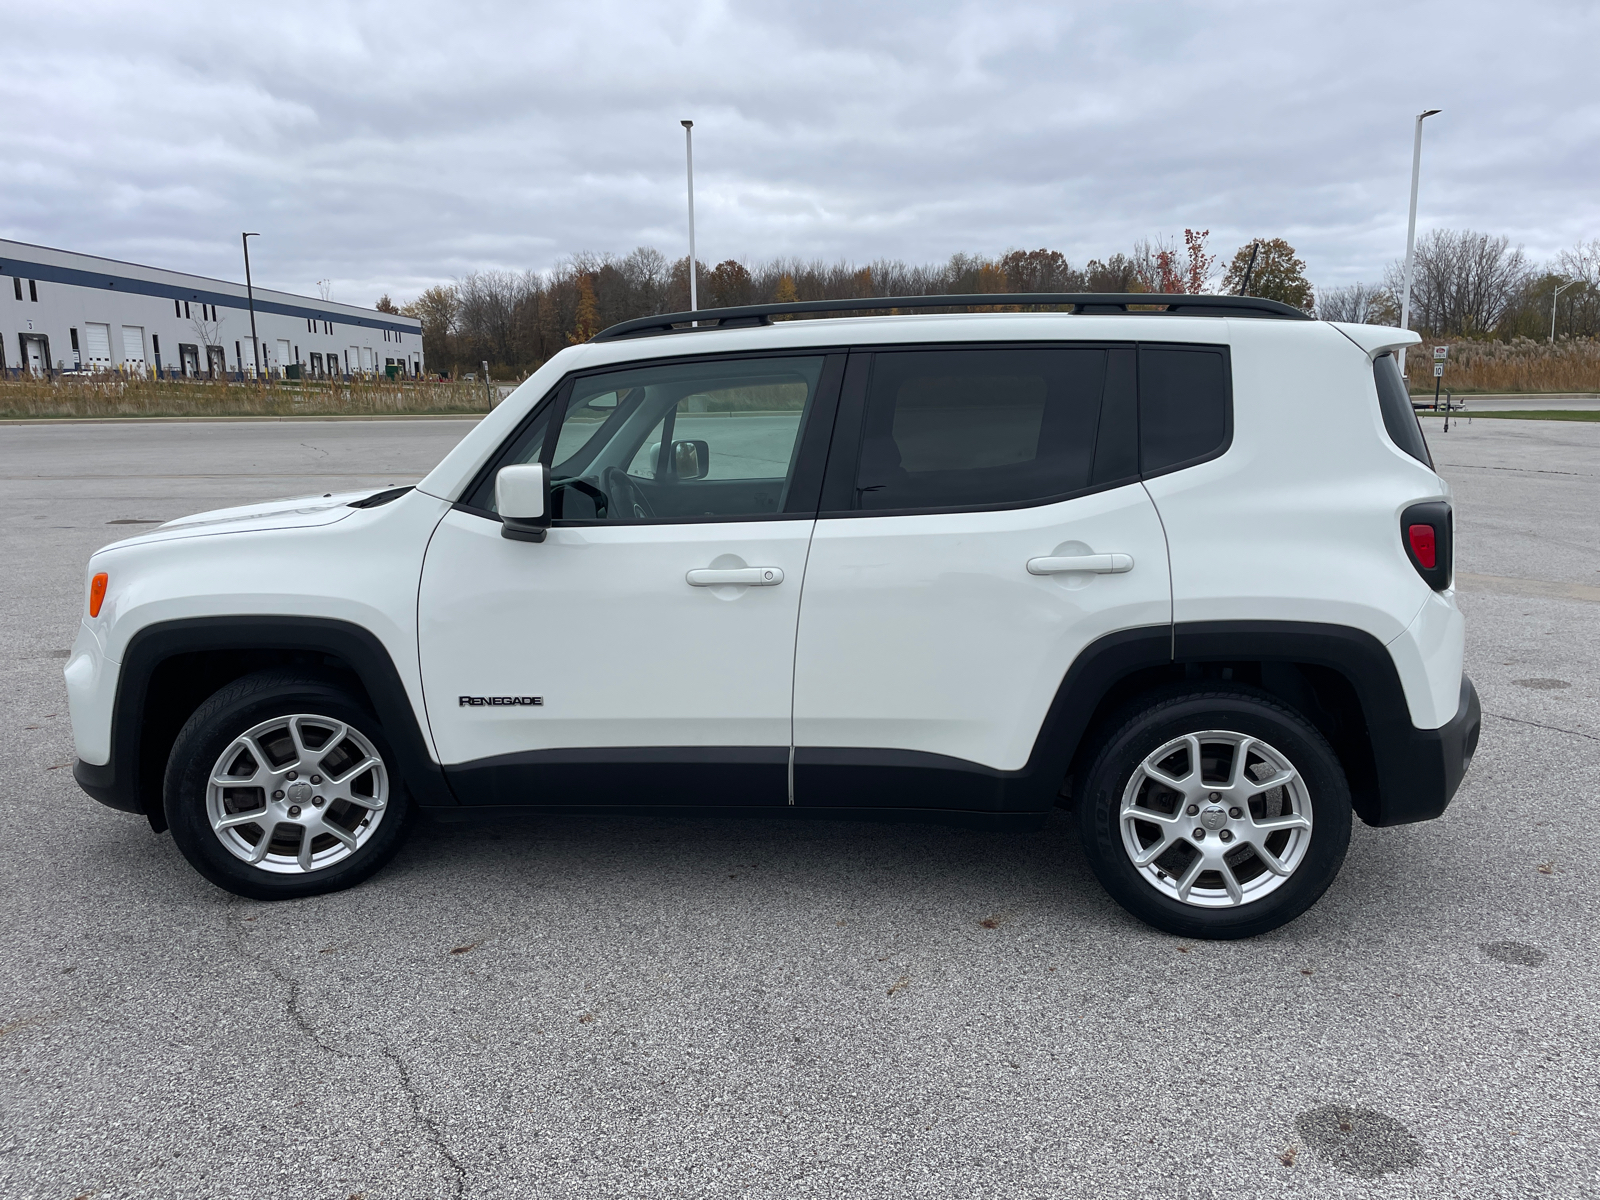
88,572,108,618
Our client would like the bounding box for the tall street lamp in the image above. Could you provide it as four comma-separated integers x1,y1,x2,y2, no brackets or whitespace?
1551,279,1575,343
1398,108,1441,376
681,120,698,317
241,232,262,381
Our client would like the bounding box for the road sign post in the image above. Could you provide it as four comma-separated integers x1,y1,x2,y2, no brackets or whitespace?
1433,346,1449,431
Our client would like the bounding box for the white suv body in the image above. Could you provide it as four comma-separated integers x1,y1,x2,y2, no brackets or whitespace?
65,298,1480,937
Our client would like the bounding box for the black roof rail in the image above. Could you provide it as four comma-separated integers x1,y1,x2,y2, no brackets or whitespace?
591,292,1313,341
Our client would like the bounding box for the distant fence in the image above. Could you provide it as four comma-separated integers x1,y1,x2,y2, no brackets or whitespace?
0,373,497,419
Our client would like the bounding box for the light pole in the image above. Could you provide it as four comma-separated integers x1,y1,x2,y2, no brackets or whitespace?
1398,108,1441,376
241,232,262,381
681,120,698,318
1550,279,1575,343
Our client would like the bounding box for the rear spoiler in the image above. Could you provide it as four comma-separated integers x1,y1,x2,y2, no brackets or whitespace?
1329,322,1423,360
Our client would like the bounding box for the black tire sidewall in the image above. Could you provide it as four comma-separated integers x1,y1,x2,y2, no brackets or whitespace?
164,674,413,900
1078,690,1352,939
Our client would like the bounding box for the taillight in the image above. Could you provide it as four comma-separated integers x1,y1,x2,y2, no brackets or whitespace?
88,572,108,618
1407,524,1436,570
1401,502,1451,591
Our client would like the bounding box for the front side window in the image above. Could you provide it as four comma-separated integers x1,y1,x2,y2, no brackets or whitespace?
849,347,1134,511
482,355,826,523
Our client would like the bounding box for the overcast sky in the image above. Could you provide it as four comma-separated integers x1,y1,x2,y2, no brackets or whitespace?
2,0,1594,306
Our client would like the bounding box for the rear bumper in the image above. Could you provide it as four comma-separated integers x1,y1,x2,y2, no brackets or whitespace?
1372,674,1480,826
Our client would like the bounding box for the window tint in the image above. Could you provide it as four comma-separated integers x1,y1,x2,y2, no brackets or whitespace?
1373,353,1433,467
1138,347,1230,474
851,348,1126,511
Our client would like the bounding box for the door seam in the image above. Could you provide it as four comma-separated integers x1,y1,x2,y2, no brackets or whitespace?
1140,479,1177,659
787,517,819,803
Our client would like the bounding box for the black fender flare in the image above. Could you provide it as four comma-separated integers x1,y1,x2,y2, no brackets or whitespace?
75,616,457,819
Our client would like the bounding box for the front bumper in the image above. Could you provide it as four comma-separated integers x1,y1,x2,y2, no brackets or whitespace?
1372,674,1481,826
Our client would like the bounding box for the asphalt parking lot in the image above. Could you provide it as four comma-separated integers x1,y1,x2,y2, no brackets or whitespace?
2,414,1597,1199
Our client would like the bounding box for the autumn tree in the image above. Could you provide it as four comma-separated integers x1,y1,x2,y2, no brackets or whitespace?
707,259,753,308
568,273,600,343
1222,238,1313,309
374,294,400,314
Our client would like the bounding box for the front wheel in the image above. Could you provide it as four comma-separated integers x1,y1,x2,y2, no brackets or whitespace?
1077,688,1352,939
164,669,414,900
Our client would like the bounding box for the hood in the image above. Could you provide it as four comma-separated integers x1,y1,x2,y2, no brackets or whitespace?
104,489,384,549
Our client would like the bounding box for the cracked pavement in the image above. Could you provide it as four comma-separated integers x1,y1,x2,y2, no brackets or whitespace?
2,416,1598,1198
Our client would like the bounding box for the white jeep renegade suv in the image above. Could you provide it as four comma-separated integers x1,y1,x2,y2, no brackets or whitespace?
65,293,1480,939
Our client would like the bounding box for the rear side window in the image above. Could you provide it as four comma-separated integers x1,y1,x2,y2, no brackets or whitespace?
1138,346,1231,475
1373,353,1433,467
850,347,1136,511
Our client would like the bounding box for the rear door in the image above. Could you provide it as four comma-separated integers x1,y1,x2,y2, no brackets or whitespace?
791,343,1172,809
418,352,843,806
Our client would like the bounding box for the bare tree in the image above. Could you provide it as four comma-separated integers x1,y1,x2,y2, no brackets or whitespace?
1316,282,1397,325
1385,230,1529,335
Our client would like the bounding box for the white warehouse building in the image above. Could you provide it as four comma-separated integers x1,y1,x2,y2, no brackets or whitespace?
0,238,423,379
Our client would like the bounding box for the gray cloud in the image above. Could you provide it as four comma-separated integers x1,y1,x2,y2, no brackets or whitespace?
1,0,1594,304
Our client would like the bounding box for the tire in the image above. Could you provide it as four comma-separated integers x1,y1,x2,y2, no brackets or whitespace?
163,668,414,900
1077,686,1352,939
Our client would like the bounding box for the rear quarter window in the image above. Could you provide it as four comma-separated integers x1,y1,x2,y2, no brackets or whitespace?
1373,352,1434,467
1138,346,1231,475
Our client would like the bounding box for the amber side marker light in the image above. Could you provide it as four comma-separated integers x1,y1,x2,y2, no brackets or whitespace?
88,573,108,618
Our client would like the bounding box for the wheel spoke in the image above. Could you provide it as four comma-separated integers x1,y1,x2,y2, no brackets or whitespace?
1246,766,1297,794
321,823,358,854
215,808,269,832
311,723,350,772
1216,858,1244,904
1129,832,1176,868
1227,738,1257,790
1251,812,1311,834
295,826,316,872
247,820,278,863
287,718,313,761
1174,854,1207,902
328,755,380,788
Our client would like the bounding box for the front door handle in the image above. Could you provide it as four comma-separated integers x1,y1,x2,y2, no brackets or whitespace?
1026,553,1134,575
686,567,785,587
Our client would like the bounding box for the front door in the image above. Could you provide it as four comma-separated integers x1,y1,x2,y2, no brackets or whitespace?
419,351,842,806
791,345,1172,809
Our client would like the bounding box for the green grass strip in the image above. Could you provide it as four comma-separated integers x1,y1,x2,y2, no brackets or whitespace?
1419,410,1600,421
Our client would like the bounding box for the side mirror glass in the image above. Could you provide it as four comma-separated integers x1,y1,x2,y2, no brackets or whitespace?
496,463,549,542
672,439,710,480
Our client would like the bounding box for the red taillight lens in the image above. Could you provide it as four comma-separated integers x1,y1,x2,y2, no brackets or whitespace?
88,572,108,618
1407,525,1437,570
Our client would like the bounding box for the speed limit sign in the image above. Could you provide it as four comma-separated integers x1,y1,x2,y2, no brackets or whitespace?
1434,363,1445,377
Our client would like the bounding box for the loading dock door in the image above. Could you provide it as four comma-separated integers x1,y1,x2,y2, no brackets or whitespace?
206,345,227,377
22,334,49,374
84,323,113,370
121,326,147,371
348,346,361,374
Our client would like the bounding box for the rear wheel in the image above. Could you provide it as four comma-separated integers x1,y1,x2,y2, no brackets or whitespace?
164,669,414,899
1077,687,1352,939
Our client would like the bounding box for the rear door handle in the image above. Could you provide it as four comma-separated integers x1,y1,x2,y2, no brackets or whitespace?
686,567,785,587
1026,553,1134,575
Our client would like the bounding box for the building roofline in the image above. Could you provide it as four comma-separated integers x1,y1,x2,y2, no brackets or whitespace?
0,236,420,332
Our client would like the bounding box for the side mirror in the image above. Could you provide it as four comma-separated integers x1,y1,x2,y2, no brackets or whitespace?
496,463,549,542
672,439,710,480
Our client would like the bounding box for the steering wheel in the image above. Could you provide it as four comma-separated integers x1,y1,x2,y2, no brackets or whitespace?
602,466,655,520
551,477,609,519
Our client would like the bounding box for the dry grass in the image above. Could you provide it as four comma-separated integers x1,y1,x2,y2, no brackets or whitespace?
0,374,494,420
1414,336,1600,394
